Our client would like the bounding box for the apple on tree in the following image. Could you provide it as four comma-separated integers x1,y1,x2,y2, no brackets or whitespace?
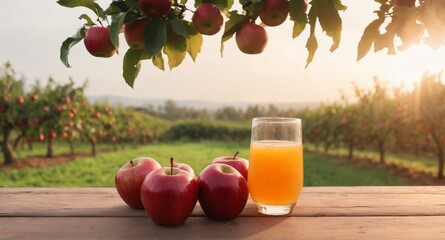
0,105,7,113
140,158,198,227
212,151,248,180
236,22,268,54
260,0,289,27
61,97,71,104
124,19,149,50
62,132,69,138
83,26,116,58
29,93,38,102
115,157,161,209
49,132,57,139
37,134,45,142
139,0,172,18
192,3,224,36
16,97,25,105
0,97,8,113
198,163,248,221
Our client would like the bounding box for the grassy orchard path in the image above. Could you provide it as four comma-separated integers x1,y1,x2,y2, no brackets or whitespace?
0,141,415,187
305,144,445,185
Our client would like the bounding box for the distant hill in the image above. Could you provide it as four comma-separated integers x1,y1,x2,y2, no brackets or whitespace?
87,95,321,111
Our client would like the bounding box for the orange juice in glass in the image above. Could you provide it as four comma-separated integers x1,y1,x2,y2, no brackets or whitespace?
248,117,303,215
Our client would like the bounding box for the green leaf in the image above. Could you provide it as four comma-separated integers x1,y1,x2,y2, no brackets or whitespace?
374,19,398,55
152,52,165,71
305,33,318,68
170,18,188,37
308,4,317,33
220,11,250,56
144,18,167,58
123,11,140,24
289,0,308,38
57,0,96,11
289,0,308,21
186,24,203,62
313,0,345,52
357,18,384,61
125,0,140,10
244,1,264,19
163,28,187,70
292,20,306,38
195,0,234,10
123,48,144,88
57,0,106,19
110,12,127,53
305,6,318,67
105,1,130,14
79,14,95,26
333,0,347,11
60,26,86,68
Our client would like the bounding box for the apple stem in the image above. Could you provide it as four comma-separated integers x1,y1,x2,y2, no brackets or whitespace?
170,157,174,175
130,160,135,167
233,151,239,159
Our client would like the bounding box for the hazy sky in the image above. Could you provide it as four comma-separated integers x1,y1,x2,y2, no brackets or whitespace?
1,0,445,103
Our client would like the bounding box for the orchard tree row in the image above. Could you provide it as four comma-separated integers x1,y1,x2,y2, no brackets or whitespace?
0,62,168,165
299,73,445,179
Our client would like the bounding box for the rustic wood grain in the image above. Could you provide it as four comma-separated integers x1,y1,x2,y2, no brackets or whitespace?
2,187,445,239
1,187,444,217
2,216,445,240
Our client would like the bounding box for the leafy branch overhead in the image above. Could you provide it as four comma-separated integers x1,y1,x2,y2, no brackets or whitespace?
57,0,445,88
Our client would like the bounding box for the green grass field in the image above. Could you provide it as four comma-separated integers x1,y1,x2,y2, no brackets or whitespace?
305,144,438,176
0,141,413,187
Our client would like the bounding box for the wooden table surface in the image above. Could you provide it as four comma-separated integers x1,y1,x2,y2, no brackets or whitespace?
1,186,445,239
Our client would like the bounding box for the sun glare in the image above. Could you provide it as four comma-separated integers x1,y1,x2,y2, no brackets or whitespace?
390,45,445,89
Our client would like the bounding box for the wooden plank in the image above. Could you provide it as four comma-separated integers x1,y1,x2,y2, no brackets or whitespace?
2,216,445,240
1,187,444,217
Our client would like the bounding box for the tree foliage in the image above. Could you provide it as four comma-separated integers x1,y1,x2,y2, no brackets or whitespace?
57,0,445,87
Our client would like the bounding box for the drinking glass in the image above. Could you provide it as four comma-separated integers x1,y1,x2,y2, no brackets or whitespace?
248,117,303,215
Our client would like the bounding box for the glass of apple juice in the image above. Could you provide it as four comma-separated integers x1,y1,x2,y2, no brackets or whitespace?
248,117,303,215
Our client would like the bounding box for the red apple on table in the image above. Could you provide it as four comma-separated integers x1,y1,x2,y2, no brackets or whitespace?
236,22,268,54
192,3,224,36
212,151,249,180
141,158,198,227
198,163,248,221
84,26,116,58
115,157,161,209
173,162,195,177
260,0,289,27
139,0,172,18
124,19,149,49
